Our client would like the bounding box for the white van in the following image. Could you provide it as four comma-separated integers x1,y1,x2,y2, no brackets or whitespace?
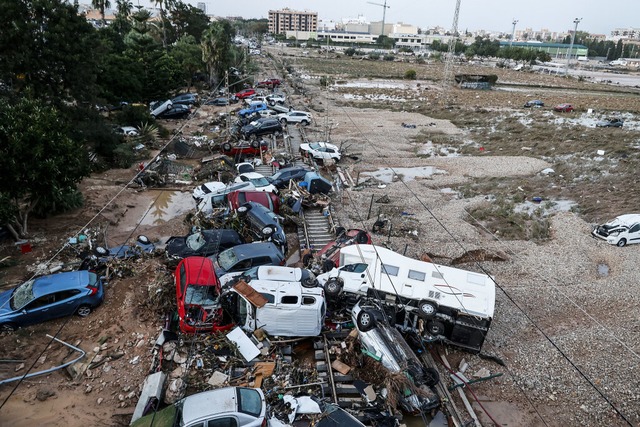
316,244,496,352
225,279,326,337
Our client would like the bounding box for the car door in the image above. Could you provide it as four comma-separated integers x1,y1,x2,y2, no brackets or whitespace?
629,223,640,244
335,263,370,293
19,294,57,325
51,289,83,318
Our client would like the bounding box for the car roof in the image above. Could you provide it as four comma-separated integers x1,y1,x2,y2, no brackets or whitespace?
609,214,640,225
33,271,91,298
180,388,239,424
228,242,283,258
178,257,218,285
256,266,302,281
239,172,266,179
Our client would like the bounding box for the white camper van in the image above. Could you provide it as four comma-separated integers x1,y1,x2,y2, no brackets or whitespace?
224,279,326,337
316,244,496,352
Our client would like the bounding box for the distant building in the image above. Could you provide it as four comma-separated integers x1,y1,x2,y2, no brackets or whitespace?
611,27,640,40
317,30,377,44
499,41,588,59
197,2,206,13
269,8,318,35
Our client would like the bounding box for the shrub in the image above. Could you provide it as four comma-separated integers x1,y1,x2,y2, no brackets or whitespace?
345,48,357,57
369,53,380,60
383,54,395,61
404,69,417,80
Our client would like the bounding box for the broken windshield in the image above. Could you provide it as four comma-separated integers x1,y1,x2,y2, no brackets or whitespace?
217,248,238,271
12,279,36,310
185,284,218,306
185,232,206,251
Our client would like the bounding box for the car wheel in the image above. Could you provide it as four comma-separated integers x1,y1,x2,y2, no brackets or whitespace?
616,238,627,247
355,230,369,244
262,225,276,237
322,258,336,273
280,118,287,125
324,277,343,298
95,246,108,256
251,140,260,148
222,142,232,152
302,253,314,267
301,277,318,288
427,320,445,336
269,100,276,106
76,305,92,317
356,310,376,332
418,300,437,318
237,205,249,216
0,323,17,332
423,367,440,387
301,119,309,126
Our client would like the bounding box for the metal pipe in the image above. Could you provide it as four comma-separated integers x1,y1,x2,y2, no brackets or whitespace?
0,335,86,385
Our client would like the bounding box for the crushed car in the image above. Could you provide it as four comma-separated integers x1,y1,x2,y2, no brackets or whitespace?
592,214,640,246
165,229,245,260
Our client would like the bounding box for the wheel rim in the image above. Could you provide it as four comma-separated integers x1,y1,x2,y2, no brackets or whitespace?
617,239,626,247
327,280,339,293
360,313,372,327
421,303,436,315
77,306,91,317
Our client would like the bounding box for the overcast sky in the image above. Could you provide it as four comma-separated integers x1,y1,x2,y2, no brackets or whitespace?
134,0,638,35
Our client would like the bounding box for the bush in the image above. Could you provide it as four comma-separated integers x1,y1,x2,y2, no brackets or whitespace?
112,143,136,168
33,186,84,218
369,53,380,60
114,105,152,126
345,48,357,57
383,54,395,61
404,69,417,80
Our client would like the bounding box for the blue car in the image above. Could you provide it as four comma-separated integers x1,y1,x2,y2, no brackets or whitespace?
0,271,104,331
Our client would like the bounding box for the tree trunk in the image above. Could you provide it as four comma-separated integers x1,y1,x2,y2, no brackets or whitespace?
5,224,20,241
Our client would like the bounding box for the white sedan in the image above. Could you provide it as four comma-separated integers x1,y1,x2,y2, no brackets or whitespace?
278,110,312,125
234,172,278,193
299,142,341,161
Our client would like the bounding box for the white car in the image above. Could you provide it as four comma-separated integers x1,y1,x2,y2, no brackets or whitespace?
266,93,286,105
116,126,139,137
218,265,318,287
192,181,226,202
234,172,278,193
592,214,640,247
299,142,341,161
278,110,312,125
258,109,279,118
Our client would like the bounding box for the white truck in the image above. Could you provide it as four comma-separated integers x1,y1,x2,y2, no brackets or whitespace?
317,244,496,352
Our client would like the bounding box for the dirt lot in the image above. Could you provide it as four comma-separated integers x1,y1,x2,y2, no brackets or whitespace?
1,49,640,426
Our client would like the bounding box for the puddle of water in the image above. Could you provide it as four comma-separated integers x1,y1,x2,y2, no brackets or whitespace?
140,190,194,226
361,166,447,183
597,263,609,277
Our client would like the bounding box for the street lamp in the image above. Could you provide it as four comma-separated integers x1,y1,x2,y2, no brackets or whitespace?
565,17,582,76
509,19,518,48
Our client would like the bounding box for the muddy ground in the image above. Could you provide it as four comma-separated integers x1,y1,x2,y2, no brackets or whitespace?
1,49,640,426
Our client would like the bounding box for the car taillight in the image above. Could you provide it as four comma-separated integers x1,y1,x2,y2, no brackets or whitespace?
86,285,98,296
261,418,267,427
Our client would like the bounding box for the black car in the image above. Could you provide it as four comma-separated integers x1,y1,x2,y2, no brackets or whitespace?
237,201,287,255
240,118,282,139
171,93,199,106
211,242,285,277
165,229,245,260
205,97,230,106
524,99,544,108
268,166,310,189
595,118,624,128
157,103,190,119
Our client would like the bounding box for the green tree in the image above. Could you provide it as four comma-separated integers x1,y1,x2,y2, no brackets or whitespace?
92,0,111,24
169,2,210,43
0,0,101,106
170,35,204,89
154,0,177,48
0,97,90,237
202,20,236,86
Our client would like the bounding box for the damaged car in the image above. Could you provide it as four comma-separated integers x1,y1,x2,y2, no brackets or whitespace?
592,214,640,247
237,202,288,255
165,229,245,260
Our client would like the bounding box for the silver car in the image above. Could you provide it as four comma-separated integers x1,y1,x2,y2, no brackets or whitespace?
178,387,266,427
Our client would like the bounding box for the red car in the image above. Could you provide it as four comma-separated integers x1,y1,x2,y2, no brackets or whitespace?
554,103,574,112
306,228,372,271
227,190,280,213
235,88,256,99
256,78,282,88
221,140,269,157
174,257,233,334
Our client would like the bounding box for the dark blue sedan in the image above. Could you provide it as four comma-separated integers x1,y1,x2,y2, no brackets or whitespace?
0,271,104,331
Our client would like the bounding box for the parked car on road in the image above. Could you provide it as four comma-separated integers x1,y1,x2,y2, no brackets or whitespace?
299,142,341,162
592,214,640,247
234,172,278,193
595,118,624,128
171,93,199,106
554,103,574,112
165,229,245,260
212,242,285,277
235,88,256,99
524,100,544,108
0,271,104,331
278,110,312,125
268,166,310,189
175,257,233,334
240,118,283,139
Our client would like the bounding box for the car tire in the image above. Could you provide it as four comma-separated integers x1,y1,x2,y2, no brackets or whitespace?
418,300,438,318
222,142,232,152
302,253,314,267
269,100,276,106
95,246,108,256
322,258,336,273
251,140,260,149
423,367,440,387
356,310,376,332
76,305,92,317
355,230,369,244
301,119,309,126
617,238,627,247
324,277,343,298
0,323,17,332
237,205,250,216
301,277,318,288
427,320,445,336
262,225,276,237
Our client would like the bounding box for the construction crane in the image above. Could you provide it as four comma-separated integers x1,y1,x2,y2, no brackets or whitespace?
443,0,462,88
367,1,390,37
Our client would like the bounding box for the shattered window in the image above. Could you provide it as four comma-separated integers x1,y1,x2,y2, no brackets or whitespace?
12,279,36,310
217,249,238,271
185,285,218,306
186,232,206,251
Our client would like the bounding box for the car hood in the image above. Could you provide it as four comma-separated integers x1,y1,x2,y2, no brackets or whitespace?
165,237,188,257
0,288,15,315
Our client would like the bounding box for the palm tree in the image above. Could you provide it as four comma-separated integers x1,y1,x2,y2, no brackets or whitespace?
91,0,111,25
153,0,176,48
201,21,235,86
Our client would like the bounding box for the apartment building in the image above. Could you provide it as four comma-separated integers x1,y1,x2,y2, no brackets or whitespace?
269,8,318,35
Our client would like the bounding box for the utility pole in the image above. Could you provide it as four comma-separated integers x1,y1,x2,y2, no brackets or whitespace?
367,1,390,37
565,17,582,76
509,19,518,48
